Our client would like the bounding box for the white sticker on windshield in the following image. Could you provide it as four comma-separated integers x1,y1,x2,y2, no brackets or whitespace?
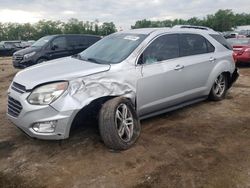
124,36,140,41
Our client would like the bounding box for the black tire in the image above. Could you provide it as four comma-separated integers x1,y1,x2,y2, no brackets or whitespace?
36,58,47,64
209,73,228,101
99,97,141,150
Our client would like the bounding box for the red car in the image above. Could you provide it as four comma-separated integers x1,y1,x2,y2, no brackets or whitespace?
227,38,250,63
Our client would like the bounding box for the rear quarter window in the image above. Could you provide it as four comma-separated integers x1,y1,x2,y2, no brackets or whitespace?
210,34,233,50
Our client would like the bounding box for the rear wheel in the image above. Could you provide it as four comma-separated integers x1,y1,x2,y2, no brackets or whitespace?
209,73,228,101
99,97,141,150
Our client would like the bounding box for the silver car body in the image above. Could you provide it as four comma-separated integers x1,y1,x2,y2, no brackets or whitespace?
7,27,236,140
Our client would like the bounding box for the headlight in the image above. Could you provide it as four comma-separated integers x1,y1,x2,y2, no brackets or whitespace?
27,82,68,105
23,52,36,59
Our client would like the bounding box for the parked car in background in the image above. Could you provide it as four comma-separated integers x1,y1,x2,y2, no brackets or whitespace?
7,26,238,150
239,30,250,37
0,41,23,56
12,34,101,68
224,32,238,39
227,38,250,64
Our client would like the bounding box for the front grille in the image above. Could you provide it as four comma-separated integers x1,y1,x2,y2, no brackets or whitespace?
11,82,26,94
13,55,23,61
7,96,23,117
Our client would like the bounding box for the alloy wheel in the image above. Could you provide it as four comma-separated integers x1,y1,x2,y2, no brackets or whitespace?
115,103,134,142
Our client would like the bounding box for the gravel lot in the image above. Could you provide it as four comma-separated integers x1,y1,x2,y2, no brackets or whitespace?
0,57,249,188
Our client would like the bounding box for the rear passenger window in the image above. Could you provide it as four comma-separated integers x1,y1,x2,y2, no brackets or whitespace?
68,36,87,48
180,34,209,56
79,37,88,47
142,34,179,64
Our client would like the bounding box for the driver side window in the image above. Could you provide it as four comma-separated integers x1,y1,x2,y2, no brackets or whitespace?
51,37,67,49
141,34,179,64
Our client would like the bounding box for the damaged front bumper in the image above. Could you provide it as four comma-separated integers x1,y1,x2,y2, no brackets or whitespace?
7,89,79,140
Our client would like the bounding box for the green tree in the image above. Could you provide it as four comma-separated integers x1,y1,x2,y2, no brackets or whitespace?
100,22,117,35
35,20,63,38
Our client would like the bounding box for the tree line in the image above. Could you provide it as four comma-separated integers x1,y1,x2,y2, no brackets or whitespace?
132,9,250,32
0,18,116,41
0,9,250,41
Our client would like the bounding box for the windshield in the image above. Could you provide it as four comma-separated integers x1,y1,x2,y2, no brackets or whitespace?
32,36,54,47
79,33,147,64
227,38,250,46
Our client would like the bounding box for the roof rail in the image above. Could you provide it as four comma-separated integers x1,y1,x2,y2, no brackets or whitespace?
173,25,213,31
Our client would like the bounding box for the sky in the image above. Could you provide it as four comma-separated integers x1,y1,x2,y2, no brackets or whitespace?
0,0,250,30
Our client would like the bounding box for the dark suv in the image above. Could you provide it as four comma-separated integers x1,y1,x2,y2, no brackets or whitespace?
0,41,24,56
13,34,101,68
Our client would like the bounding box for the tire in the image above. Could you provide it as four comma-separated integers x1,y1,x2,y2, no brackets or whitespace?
99,97,141,150
36,58,47,64
209,73,228,101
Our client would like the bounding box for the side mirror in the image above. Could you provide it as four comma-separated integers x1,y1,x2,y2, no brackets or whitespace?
51,44,58,50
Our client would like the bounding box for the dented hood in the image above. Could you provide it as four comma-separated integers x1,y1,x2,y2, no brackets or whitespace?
14,56,110,89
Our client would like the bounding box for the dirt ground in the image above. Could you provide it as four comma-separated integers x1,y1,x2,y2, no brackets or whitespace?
0,57,249,188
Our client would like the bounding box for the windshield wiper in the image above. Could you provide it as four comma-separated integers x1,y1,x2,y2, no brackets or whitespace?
73,55,103,64
85,58,102,64
72,54,87,61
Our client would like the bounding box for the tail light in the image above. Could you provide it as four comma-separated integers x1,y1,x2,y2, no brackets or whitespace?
238,47,250,55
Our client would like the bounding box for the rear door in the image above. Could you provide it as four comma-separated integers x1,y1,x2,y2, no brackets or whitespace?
177,33,216,95
49,36,70,59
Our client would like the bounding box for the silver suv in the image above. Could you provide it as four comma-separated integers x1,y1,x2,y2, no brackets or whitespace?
7,26,238,150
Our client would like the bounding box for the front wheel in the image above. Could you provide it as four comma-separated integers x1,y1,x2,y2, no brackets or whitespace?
99,97,141,150
209,73,228,101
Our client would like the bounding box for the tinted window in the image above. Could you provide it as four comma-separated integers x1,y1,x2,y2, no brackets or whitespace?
142,34,179,64
206,40,215,53
68,36,81,47
179,34,209,56
88,37,100,45
79,36,88,46
210,34,233,50
52,37,67,49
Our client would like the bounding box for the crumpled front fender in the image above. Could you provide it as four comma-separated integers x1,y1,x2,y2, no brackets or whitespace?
50,67,139,113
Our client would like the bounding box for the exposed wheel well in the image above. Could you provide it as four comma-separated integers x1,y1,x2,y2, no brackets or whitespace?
223,71,232,88
70,96,134,134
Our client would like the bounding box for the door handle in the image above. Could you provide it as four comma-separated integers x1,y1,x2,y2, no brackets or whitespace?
209,57,216,63
174,64,184,71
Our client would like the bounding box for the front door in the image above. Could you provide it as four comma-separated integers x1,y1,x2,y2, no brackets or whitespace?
49,36,69,60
